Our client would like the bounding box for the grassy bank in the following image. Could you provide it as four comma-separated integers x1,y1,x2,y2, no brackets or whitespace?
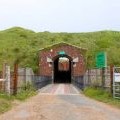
0,84,37,114
1,27,120,71
15,82,37,101
83,87,120,108
0,93,13,114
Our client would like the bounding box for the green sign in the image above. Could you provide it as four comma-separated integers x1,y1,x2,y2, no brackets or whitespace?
58,51,66,55
96,52,107,68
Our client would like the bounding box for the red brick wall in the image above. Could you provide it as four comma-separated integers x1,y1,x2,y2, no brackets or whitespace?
39,44,86,76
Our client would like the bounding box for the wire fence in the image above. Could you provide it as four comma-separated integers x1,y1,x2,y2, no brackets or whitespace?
1,65,119,97
84,67,111,91
113,67,120,99
0,67,52,94
10,75,52,93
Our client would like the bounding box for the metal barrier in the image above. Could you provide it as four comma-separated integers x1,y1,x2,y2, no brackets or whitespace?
34,76,52,89
84,67,111,91
113,67,120,99
10,75,52,92
72,76,84,90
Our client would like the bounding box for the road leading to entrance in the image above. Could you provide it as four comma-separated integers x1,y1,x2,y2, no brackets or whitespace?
39,84,80,95
1,84,120,120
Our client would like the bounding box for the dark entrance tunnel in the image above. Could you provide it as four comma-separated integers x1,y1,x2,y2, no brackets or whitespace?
54,56,72,83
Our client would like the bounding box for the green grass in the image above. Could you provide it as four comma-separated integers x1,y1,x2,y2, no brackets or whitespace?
15,83,37,101
83,87,120,108
0,99,12,114
0,92,13,114
0,83,37,114
15,89,37,101
0,92,13,100
0,27,120,71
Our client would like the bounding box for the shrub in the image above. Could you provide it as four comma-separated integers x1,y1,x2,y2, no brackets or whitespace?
15,82,37,101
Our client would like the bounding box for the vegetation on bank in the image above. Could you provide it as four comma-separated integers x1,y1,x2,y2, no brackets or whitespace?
15,82,37,101
83,87,120,108
0,93,13,114
0,27,120,72
0,83,37,114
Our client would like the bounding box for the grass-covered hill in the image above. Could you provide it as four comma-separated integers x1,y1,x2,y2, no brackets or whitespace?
0,27,120,72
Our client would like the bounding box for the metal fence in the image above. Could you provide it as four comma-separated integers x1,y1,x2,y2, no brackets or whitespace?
0,66,52,94
84,67,111,91
10,68,52,93
72,76,84,90
113,67,120,99
1,65,120,99
10,75,52,93
34,76,52,89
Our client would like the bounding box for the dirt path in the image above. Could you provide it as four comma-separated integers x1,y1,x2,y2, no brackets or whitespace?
0,84,120,120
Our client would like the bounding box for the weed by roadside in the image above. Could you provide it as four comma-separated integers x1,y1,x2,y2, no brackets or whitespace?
83,87,120,108
0,92,13,114
0,82,37,114
15,82,37,101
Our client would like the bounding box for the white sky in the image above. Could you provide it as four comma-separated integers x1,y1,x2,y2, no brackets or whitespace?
0,0,120,32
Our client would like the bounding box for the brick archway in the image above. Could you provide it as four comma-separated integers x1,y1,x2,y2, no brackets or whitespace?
38,42,86,89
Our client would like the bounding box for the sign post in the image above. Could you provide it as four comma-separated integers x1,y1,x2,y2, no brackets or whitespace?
96,52,107,88
96,52,107,68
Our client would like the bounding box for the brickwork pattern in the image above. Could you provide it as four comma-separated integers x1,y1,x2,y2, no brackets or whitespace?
39,44,86,77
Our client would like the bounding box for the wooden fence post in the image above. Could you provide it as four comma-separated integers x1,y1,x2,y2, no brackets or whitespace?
2,63,6,91
88,68,90,86
5,65,11,95
24,68,27,90
13,63,18,95
102,67,105,89
110,65,114,94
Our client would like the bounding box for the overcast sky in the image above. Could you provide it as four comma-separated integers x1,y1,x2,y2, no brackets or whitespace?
0,0,120,32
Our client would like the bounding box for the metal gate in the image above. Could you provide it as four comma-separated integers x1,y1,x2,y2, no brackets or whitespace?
113,67,120,99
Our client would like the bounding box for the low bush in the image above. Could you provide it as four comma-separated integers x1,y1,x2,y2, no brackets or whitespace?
15,82,37,101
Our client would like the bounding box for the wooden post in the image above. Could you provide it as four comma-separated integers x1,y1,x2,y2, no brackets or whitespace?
5,66,11,95
2,63,6,79
102,67,105,89
13,63,18,95
110,65,114,94
2,63,6,91
88,68,90,86
24,68,27,90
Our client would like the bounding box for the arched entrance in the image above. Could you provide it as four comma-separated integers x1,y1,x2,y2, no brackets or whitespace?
53,55,72,83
